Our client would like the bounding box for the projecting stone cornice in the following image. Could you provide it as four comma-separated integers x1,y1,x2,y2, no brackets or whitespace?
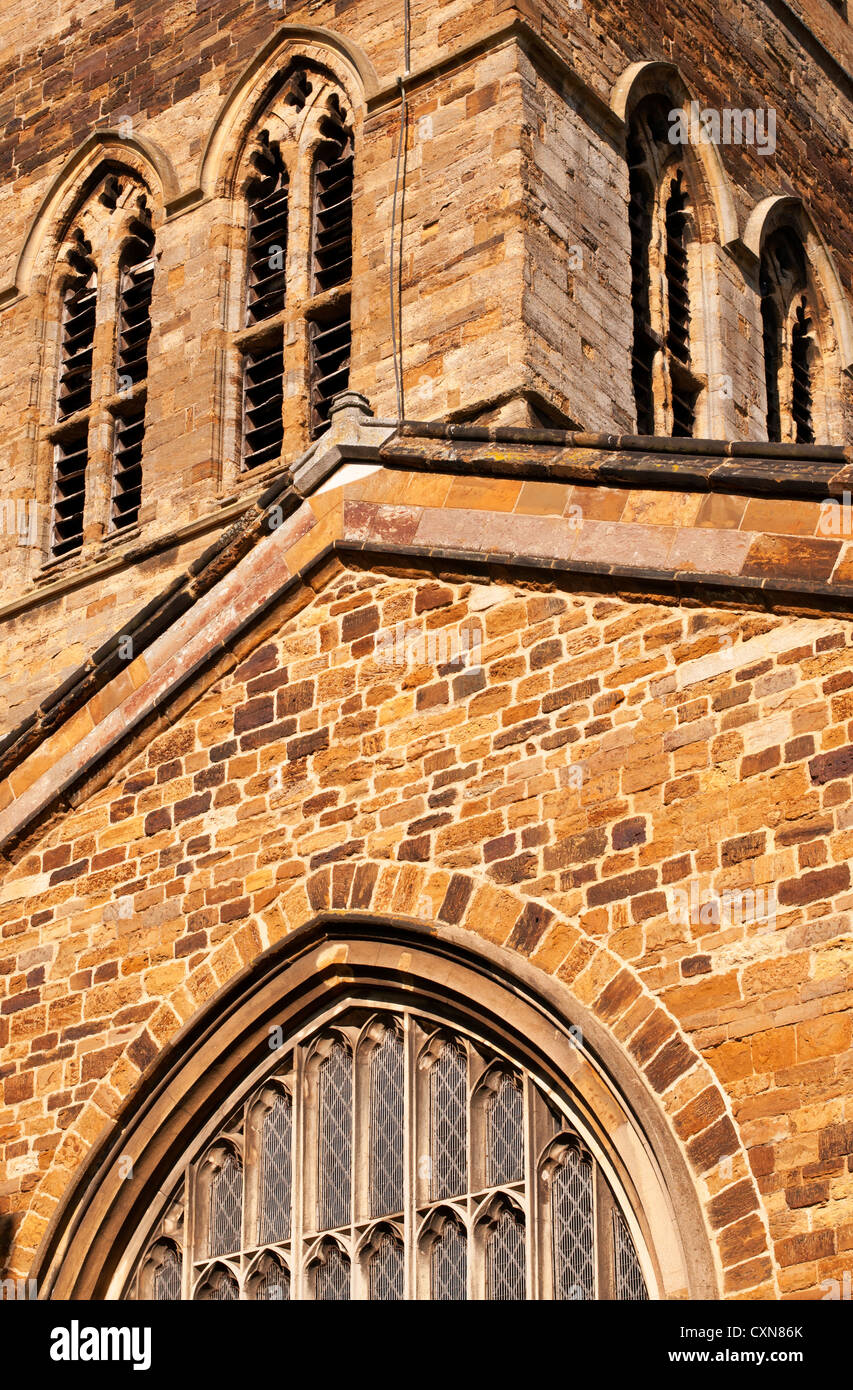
2,403,853,859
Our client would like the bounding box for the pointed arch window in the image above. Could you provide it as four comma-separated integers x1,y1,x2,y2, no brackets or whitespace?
486,1071,524,1186
45,177,157,564
112,204,155,532
430,1214,467,1300
318,1040,353,1231
429,1039,467,1200
258,1090,292,1244
548,1141,596,1300
123,1001,653,1300
308,96,353,437
368,1229,405,1300
759,229,822,444
626,99,704,437
313,1241,351,1300
248,1251,290,1301
208,1150,243,1257
235,67,354,477
51,232,97,560
369,1024,404,1216
485,1204,526,1301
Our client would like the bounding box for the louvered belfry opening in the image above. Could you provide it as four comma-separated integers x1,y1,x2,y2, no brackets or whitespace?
241,133,288,471
246,133,289,327
791,297,816,443
51,233,97,559
309,96,353,437
625,101,705,440
760,230,820,444
760,280,783,443
112,201,155,533
126,1004,651,1300
664,170,697,437
627,140,656,436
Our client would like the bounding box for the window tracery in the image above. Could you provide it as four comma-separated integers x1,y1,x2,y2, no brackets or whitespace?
45,173,157,563
759,228,822,443
626,98,706,437
232,64,354,475
124,1004,650,1301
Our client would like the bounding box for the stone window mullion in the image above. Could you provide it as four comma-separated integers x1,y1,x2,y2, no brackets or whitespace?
81,265,122,550
522,1072,538,1299
292,1045,307,1301
402,1012,415,1300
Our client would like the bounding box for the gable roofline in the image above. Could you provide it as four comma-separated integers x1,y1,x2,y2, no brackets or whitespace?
2,404,853,859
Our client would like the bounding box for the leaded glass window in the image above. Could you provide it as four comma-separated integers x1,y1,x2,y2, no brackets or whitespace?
486,1072,524,1186
430,1041,467,1200
368,1231,405,1301
318,1041,352,1231
124,1005,652,1300
151,1242,182,1301
369,1026,404,1216
208,1151,242,1257
250,1252,290,1301
259,1091,292,1244
314,1242,350,1301
550,1143,596,1301
613,1211,649,1301
198,1266,239,1301
486,1207,526,1301
430,1216,467,1301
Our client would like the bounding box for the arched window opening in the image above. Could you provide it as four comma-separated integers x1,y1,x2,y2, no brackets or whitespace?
625,98,705,438
207,1150,243,1257
760,285,782,443
485,1205,526,1301
549,1142,596,1300
258,1090,292,1245
112,199,155,533
369,1024,404,1217
233,69,356,474
240,134,289,472
246,133,289,327
318,1040,353,1231
429,1039,468,1200
45,173,159,565
791,298,815,444
430,1215,467,1301
368,1229,405,1300
313,1241,351,1301
196,1265,240,1301
759,228,824,444
664,170,697,436
249,1252,290,1301
486,1071,524,1187
613,1211,649,1302
51,231,97,560
142,1240,182,1301
627,138,655,436
123,1003,652,1301
309,96,353,438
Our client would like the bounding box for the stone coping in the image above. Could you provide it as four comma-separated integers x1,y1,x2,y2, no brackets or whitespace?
4,429,853,852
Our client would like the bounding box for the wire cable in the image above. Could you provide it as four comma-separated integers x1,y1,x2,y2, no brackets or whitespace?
389,0,411,425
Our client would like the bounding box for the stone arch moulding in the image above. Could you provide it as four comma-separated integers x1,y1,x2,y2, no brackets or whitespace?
744,194,853,375
24,887,775,1301
0,132,178,309
196,24,378,206
610,60,740,249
